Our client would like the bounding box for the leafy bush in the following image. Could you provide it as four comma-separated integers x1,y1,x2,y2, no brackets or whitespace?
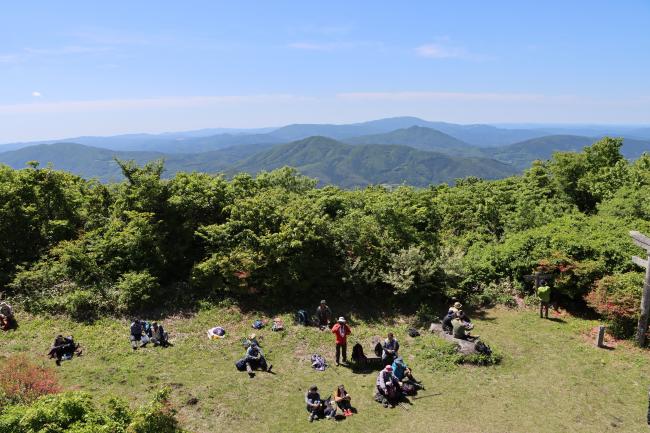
116,271,160,314
585,272,645,338
0,388,182,433
415,336,502,370
63,289,99,322
468,279,519,308
0,356,60,406
126,388,182,433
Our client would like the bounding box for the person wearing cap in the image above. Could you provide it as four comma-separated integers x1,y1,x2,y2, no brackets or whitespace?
244,342,272,377
391,356,421,387
316,300,332,330
537,280,552,319
331,316,352,366
381,332,400,366
305,385,324,422
375,364,402,407
449,301,463,315
244,333,260,348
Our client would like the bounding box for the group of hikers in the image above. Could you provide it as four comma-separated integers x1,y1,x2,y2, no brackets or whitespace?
2,283,559,422
302,300,425,420
441,301,476,339
129,319,170,349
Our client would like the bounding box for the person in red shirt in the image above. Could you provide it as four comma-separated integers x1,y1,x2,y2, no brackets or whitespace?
331,316,352,366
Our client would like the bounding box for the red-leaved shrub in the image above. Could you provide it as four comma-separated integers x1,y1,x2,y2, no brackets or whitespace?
0,355,60,404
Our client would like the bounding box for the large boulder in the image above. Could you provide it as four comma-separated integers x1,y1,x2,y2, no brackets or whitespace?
429,323,481,355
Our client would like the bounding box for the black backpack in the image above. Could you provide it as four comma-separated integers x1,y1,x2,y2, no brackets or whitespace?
407,328,420,337
475,341,492,356
351,343,367,363
297,310,309,326
374,342,382,358
401,382,417,396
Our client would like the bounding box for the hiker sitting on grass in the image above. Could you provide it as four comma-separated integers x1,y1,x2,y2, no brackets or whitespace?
334,384,354,417
316,300,332,329
442,310,456,335
376,364,402,408
0,302,16,331
47,335,81,366
391,357,422,389
151,322,170,347
130,319,149,350
238,343,272,377
382,332,400,366
452,312,476,340
305,385,335,422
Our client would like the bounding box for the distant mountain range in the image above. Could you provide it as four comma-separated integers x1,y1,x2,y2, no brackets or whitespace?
0,117,648,187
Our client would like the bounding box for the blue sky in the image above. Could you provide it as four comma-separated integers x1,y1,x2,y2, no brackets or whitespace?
1,0,649,141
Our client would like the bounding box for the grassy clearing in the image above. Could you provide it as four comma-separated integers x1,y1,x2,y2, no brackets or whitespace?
1,306,649,433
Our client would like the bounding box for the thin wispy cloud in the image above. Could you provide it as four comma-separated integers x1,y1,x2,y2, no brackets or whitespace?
0,94,312,115
288,40,382,52
415,38,491,61
31,91,42,97
337,91,565,103
0,45,114,64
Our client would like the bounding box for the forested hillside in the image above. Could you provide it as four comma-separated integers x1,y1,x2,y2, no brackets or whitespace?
1,137,648,338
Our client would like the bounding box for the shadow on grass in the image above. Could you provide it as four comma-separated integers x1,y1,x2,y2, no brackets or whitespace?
545,317,567,324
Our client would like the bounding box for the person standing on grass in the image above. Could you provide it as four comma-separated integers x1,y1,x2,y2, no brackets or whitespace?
316,300,332,330
331,316,351,366
537,280,552,319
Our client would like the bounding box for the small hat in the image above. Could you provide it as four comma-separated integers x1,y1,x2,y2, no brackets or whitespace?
249,333,256,340
385,365,393,372
309,385,318,391
394,356,405,365
338,316,346,323
453,302,462,309
320,299,327,304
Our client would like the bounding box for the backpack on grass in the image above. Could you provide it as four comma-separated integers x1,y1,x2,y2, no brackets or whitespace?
351,343,367,364
297,310,309,326
374,342,382,358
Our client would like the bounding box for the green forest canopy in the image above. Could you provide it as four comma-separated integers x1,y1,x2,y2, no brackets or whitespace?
0,137,649,336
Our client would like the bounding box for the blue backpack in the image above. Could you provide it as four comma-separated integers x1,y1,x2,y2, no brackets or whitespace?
252,320,264,330
297,310,309,326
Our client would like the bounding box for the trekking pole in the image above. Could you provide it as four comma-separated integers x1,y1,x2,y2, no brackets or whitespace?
411,392,442,400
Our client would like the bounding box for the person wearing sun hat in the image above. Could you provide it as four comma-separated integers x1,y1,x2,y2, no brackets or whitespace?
331,316,352,366
449,301,463,315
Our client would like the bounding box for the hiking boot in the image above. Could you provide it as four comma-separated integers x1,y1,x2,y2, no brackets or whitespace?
266,364,273,373
248,371,255,378
55,359,61,366
383,401,389,408
309,414,314,422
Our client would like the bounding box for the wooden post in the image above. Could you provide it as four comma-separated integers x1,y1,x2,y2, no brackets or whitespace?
629,231,650,347
596,325,606,348
524,271,553,290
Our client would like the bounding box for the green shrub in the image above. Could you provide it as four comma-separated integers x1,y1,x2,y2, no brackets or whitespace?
0,388,182,433
63,289,99,322
116,271,160,314
585,272,644,338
